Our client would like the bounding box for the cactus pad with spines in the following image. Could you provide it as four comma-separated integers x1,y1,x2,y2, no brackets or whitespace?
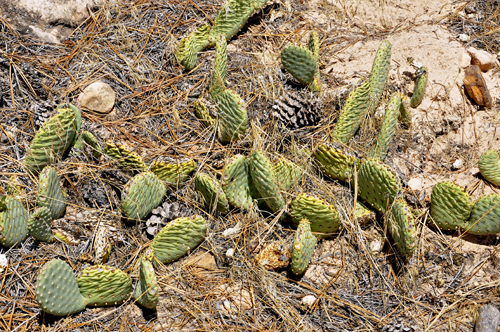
465,194,500,235
0,195,29,247
290,219,317,275
77,265,132,307
410,67,428,108
478,149,500,186
194,100,216,129
104,142,147,172
38,166,66,220
357,159,402,213
367,40,392,114
195,173,230,213
281,45,319,91
273,157,303,190
249,151,285,213
217,89,248,143
36,259,86,316
210,34,227,101
290,193,342,236
221,155,253,209
121,172,166,222
24,103,81,174
150,159,196,184
151,215,207,264
314,142,360,183
28,207,53,242
74,131,102,158
175,24,210,71
388,199,418,256
133,258,159,309
430,181,473,231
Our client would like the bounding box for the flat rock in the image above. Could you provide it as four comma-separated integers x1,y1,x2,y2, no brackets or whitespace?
77,81,116,114
467,47,497,72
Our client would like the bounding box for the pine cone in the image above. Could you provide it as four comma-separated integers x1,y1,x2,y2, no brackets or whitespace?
381,318,420,332
271,90,322,129
30,101,55,129
146,200,193,236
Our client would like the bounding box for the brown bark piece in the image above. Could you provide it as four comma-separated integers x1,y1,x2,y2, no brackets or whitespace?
463,65,493,108
475,304,500,332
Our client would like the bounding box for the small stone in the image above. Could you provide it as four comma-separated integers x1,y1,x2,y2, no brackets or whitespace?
369,239,382,253
407,178,423,192
463,65,493,108
77,81,116,114
223,299,231,310
452,159,463,170
458,34,470,42
0,254,7,273
459,52,472,69
467,47,497,72
226,248,234,257
302,295,316,308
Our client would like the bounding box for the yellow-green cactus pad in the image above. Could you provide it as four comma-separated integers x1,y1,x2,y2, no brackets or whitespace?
479,149,500,186
122,172,166,222
209,34,227,101
367,40,391,114
465,194,500,235
104,142,147,172
430,181,473,231
0,195,29,247
194,100,216,129
273,157,303,191
290,193,342,236
37,166,66,220
354,201,376,226
388,199,418,256
194,173,229,213
410,66,428,108
73,131,102,158
150,159,196,184
281,45,319,91
217,89,248,143
221,155,254,209
249,151,285,213
290,219,317,275
175,24,210,71
314,142,360,183
133,257,159,309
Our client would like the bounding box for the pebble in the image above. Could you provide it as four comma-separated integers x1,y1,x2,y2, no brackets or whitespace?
452,159,463,170
226,248,234,257
458,34,470,42
301,295,316,308
459,52,472,69
77,81,116,113
0,254,7,274
467,47,497,72
369,239,382,253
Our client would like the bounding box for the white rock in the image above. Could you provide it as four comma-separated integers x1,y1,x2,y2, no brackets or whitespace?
302,295,316,308
77,81,116,114
369,239,382,253
226,248,234,257
223,299,232,310
407,177,423,192
458,34,470,42
0,254,7,274
459,52,472,69
467,47,497,72
223,222,242,237
452,159,464,170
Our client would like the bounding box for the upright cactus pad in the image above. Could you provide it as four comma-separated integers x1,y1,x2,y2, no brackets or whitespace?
122,172,166,222
314,142,360,183
0,195,29,247
194,100,216,129
478,149,500,186
36,259,86,316
357,159,402,213
151,216,207,264
367,40,391,113
150,159,196,184
388,199,418,256
38,166,66,220
74,131,102,158
290,194,342,236
175,24,210,71
273,158,303,190
28,207,53,243
221,155,253,209
465,194,500,235
210,34,227,101
133,258,159,309
249,151,285,213
195,173,230,213
24,103,81,174
281,45,320,92
290,219,318,275
217,89,248,143
77,265,132,307
430,181,473,231
410,65,428,108
104,142,147,172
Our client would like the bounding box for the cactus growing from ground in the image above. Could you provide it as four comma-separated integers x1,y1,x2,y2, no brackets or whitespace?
290,219,317,275
150,159,196,184
150,215,207,264
0,195,29,247
367,40,392,113
73,131,102,158
221,155,254,210
195,173,230,213
290,193,342,236
133,257,159,309
217,89,248,143
121,172,166,222
77,265,132,307
104,142,147,172
408,58,428,108
314,142,360,183
478,149,500,186
194,100,216,129
465,194,500,235
175,24,210,71
281,41,320,92
388,199,418,256
36,259,86,316
273,157,304,190
37,166,66,220
430,181,473,231
249,151,285,213
210,34,227,101
28,207,53,243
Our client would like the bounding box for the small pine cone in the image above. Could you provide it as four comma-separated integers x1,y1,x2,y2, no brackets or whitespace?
146,201,193,235
381,318,420,332
30,102,55,129
271,90,322,129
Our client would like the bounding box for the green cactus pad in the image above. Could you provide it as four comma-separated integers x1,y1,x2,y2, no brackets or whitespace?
290,219,317,275
0,195,29,247
331,80,371,143
308,31,320,61
37,166,66,220
273,158,303,191
28,207,53,242
357,159,402,213
151,215,207,264
195,173,230,213
74,131,102,158
217,89,248,143
209,34,227,101
194,100,216,129
465,194,500,235
175,24,210,71
77,265,132,307
150,159,196,184
133,258,159,309
367,40,391,114
410,67,428,108
122,172,166,222
249,151,285,213
478,149,500,186
93,225,111,264
221,154,254,209
104,142,147,172
430,181,473,231
290,193,342,236
314,142,360,183
281,45,318,88
6,176,23,196
36,259,86,316
24,103,81,174
388,199,418,256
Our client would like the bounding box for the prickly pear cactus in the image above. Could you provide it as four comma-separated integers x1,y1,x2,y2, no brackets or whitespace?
221,155,253,209
314,142,360,182
133,258,159,309
249,151,285,213
290,219,317,275
150,159,196,184
194,173,230,213
36,259,86,316
6,176,23,197
217,89,248,143
175,24,210,71
0,195,29,247
273,157,303,190
430,181,473,231
38,166,66,220
367,40,392,114
121,172,166,222
210,34,227,101
194,100,216,129
74,131,102,158
409,58,428,108
281,45,320,92
24,103,81,174
290,194,342,236
150,215,207,264
104,142,147,172
77,265,132,307
357,159,402,213
388,199,418,257
355,201,376,225
478,149,500,186
28,207,53,243
93,224,111,264
465,194,500,235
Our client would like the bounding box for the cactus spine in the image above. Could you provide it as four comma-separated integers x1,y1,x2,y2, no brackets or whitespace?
290,219,317,275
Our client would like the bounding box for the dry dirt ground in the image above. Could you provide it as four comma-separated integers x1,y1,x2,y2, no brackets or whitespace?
1,0,500,331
